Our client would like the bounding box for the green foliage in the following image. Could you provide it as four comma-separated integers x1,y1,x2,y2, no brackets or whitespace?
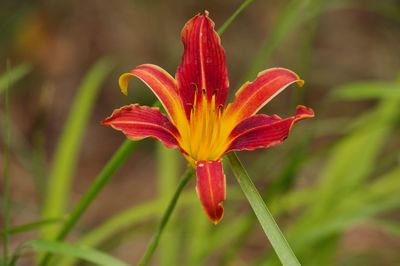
0,62,31,94
41,58,114,240
27,240,128,266
227,153,300,266
0,218,63,237
332,81,400,99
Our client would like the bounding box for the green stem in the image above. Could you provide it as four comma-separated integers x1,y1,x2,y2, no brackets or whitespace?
40,139,136,265
226,152,300,266
138,168,195,266
217,0,254,35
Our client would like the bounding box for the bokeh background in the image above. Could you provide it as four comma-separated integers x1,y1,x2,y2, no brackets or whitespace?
1,0,400,265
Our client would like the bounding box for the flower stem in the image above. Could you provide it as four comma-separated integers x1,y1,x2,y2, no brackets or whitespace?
138,168,195,266
226,152,300,266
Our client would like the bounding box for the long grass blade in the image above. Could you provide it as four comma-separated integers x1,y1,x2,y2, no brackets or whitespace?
2,60,11,266
28,240,128,266
331,81,400,99
39,139,136,265
226,153,300,266
157,144,180,266
217,0,254,35
0,218,62,237
57,192,198,266
0,62,31,94
41,58,114,240
242,0,329,82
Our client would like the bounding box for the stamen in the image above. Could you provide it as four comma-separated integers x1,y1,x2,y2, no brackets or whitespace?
217,104,223,115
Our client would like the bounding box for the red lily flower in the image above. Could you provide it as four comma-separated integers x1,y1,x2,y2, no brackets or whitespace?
103,12,314,224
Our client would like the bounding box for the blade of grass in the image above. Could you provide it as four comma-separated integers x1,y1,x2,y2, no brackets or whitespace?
57,192,198,266
28,240,128,266
138,168,195,266
331,81,400,100
185,205,210,266
41,58,114,240
220,142,309,266
242,0,327,82
2,60,11,266
0,62,31,94
0,218,63,236
157,144,180,266
226,153,300,266
217,0,254,35
39,139,136,265
364,219,400,236
258,97,400,264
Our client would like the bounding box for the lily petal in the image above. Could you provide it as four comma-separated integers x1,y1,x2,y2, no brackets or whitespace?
119,64,186,125
226,105,314,152
224,68,304,124
102,104,181,149
196,160,226,224
176,12,229,117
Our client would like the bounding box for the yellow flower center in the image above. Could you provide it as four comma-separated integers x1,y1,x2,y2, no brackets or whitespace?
176,90,232,163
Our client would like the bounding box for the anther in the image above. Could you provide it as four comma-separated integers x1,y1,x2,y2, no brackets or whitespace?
187,103,194,112
191,83,199,93
202,89,206,95
217,104,223,114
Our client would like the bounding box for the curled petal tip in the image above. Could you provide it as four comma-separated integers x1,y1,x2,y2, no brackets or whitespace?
119,73,133,96
297,79,305,87
296,105,315,118
204,10,210,17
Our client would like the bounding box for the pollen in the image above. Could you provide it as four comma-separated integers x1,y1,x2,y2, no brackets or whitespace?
182,89,226,161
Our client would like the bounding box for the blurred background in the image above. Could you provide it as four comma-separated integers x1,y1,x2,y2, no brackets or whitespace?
1,0,400,265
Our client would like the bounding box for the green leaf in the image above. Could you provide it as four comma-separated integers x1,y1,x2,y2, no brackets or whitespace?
217,0,254,36
0,62,32,94
157,144,180,266
41,58,114,240
226,153,300,266
332,81,400,100
307,99,399,218
242,0,330,82
2,61,11,266
27,240,128,266
364,219,400,236
0,218,62,236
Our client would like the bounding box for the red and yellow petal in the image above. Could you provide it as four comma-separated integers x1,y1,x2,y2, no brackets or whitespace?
176,12,229,117
102,104,182,149
195,160,226,224
119,64,186,126
224,68,304,125
225,105,314,153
